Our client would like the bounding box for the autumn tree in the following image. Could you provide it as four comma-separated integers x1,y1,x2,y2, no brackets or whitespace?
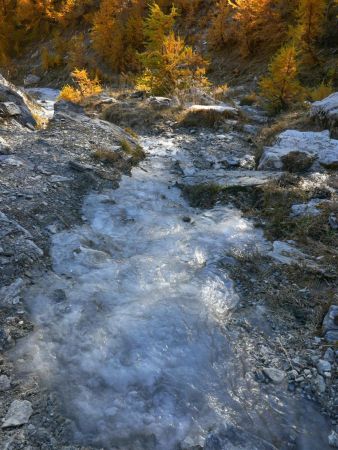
260,45,304,111
91,0,125,71
137,3,209,95
209,0,288,56
208,1,232,49
91,0,145,72
292,0,328,64
0,0,20,64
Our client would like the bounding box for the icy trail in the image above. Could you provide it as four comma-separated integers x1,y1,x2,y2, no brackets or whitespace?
14,90,330,449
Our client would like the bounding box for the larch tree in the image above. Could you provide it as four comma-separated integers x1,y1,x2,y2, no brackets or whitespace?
259,45,304,111
137,3,208,95
293,0,328,64
91,0,126,71
209,0,288,56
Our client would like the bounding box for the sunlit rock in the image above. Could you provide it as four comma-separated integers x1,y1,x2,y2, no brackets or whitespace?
258,130,338,171
311,92,338,138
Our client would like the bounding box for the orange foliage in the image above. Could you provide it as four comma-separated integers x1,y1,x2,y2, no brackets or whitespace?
209,0,288,56
59,68,102,103
260,45,304,111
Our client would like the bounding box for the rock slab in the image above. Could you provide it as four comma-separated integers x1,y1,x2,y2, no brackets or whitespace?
2,400,33,428
311,92,338,138
323,305,338,342
258,130,338,171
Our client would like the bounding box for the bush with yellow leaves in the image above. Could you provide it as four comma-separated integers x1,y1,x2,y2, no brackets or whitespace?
59,69,102,103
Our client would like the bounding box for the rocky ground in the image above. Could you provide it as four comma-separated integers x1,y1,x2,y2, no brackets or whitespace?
0,75,337,449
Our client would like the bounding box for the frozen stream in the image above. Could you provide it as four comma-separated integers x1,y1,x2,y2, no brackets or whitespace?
16,90,330,449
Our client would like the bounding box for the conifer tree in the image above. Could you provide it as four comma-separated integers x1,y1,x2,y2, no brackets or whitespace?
259,45,304,111
209,0,287,56
91,0,125,71
137,3,208,95
293,0,327,64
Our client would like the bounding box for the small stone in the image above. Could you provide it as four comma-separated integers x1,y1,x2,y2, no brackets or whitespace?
326,331,338,342
0,278,24,306
329,430,338,448
262,367,286,384
323,305,338,343
69,160,94,172
324,348,335,363
329,213,338,230
315,375,326,393
288,369,298,379
295,376,305,383
50,175,73,183
0,102,21,117
24,74,41,86
0,375,11,391
0,137,11,155
182,216,192,223
317,359,331,375
2,400,33,428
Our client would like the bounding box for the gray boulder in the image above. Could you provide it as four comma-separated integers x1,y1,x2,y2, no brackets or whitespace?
0,72,36,128
258,130,338,171
311,92,338,138
0,136,11,155
323,305,338,343
148,96,172,109
262,367,286,384
23,74,41,86
2,400,33,428
0,102,21,117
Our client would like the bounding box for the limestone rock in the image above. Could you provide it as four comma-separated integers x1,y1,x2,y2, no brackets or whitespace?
323,305,338,342
258,130,338,171
0,102,21,117
148,96,172,109
0,136,11,155
290,199,327,218
317,359,331,375
23,74,41,86
311,92,338,138
328,430,338,448
188,104,238,118
0,278,24,306
2,400,33,428
183,170,282,188
0,375,11,391
262,367,286,384
0,73,37,127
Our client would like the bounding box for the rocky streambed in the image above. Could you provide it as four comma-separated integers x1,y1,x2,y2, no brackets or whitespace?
0,82,337,449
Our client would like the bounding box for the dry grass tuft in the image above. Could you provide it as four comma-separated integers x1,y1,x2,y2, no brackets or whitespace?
179,107,242,128
240,92,259,106
92,149,122,164
183,184,223,208
120,139,146,163
124,127,139,139
102,100,181,130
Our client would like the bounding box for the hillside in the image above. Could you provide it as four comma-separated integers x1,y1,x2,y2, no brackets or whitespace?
1,0,337,92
